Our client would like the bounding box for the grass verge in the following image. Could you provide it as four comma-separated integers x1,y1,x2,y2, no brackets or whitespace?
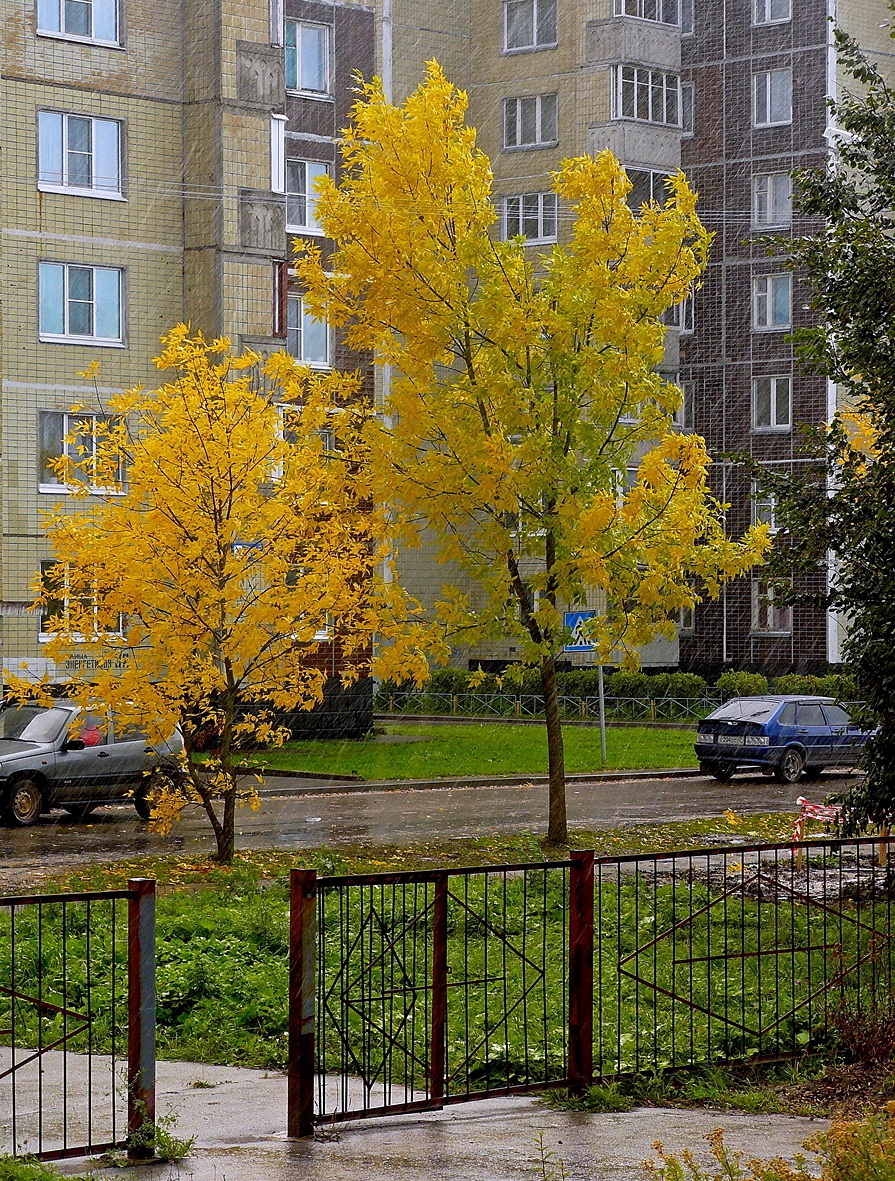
245,722,698,780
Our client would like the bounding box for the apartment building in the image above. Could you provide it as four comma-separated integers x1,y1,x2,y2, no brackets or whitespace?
1,0,375,732
387,0,889,676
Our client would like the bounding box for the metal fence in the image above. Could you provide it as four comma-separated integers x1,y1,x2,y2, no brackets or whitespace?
0,880,156,1161
374,690,722,722
288,836,895,1131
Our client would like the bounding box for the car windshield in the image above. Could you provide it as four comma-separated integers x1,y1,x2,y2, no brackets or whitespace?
706,700,778,723
0,705,72,743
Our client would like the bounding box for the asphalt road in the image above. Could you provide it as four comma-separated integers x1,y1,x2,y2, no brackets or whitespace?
0,769,856,885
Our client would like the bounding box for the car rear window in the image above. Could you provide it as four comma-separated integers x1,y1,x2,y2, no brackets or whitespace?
797,703,826,727
706,700,777,723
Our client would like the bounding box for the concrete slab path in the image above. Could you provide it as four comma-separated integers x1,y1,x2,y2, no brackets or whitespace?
51,1059,826,1181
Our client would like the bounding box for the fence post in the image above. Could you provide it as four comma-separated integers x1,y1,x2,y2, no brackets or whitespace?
127,878,157,1159
288,868,317,1138
568,851,594,1094
430,873,448,1107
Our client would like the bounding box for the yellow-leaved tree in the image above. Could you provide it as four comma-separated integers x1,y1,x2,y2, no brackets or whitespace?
297,64,770,844
22,328,436,863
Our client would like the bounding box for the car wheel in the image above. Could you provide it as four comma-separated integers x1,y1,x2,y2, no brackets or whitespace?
803,766,826,781
134,785,154,821
63,803,98,821
774,747,806,784
701,761,735,782
5,777,44,827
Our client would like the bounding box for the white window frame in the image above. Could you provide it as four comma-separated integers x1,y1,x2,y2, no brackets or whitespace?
503,93,558,149
672,380,694,429
613,0,680,25
625,167,671,210
752,375,792,431
286,293,330,367
752,172,792,228
754,0,790,24
751,578,792,635
663,293,694,333
677,603,695,632
615,66,682,127
752,485,780,532
502,192,558,243
681,81,694,134
270,114,287,193
753,68,792,128
38,410,124,494
39,560,125,641
285,159,329,232
284,20,331,96
752,273,792,331
36,0,119,46
503,0,558,51
39,262,125,347
38,112,124,200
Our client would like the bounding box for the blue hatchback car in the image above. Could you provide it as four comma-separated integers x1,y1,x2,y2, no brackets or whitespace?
694,695,870,783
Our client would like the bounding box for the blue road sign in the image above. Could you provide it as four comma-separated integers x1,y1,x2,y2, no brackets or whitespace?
564,610,596,652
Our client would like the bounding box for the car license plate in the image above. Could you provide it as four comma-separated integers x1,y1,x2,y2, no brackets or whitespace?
718,735,741,745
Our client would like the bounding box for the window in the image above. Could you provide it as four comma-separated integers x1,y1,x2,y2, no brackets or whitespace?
752,375,791,430
681,82,694,134
39,262,123,345
503,93,558,148
38,112,122,197
626,168,671,210
753,68,792,127
286,294,329,365
752,273,791,329
752,578,792,634
285,20,329,94
663,293,694,332
673,380,694,429
754,0,790,23
504,0,557,50
502,192,558,242
39,410,123,491
616,66,681,127
614,0,680,23
680,0,694,33
39,560,124,640
752,485,779,531
286,160,329,231
677,603,695,632
37,0,118,43
752,172,791,228
270,114,287,193
797,703,825,727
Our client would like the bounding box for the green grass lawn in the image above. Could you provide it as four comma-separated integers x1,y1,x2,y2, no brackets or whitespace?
247,722,697,780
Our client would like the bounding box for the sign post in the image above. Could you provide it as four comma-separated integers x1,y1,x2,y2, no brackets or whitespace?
563,611,606,766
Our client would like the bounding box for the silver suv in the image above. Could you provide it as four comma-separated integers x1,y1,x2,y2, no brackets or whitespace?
0,702,184,826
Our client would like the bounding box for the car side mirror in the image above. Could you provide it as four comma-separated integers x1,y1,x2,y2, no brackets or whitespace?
62,738,85,752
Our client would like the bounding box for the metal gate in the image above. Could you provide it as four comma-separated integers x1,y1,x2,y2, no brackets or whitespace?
0,879,156,1161
288,836,895,1132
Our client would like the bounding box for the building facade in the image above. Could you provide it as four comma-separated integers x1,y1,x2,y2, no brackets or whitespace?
1,0,375,731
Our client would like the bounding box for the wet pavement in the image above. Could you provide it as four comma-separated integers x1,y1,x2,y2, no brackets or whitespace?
46,1058,825,1181
0,769,853,888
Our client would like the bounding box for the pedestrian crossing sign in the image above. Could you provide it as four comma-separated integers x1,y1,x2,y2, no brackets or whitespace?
564,610,596,652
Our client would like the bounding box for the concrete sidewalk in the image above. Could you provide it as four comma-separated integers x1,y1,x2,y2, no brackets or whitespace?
52,1060,825,1181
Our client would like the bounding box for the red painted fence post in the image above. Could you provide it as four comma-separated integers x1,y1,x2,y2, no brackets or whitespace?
128,878,157,1159
568,850,594,1093
288,868,317,1138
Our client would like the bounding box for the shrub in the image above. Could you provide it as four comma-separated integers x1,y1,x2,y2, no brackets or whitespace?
773,673,860,702
606,671,652,699
715,671,769,700
643,1109,895,1181
666,672,709,698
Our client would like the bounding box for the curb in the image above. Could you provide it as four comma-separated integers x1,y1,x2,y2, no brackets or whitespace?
256,766,704,797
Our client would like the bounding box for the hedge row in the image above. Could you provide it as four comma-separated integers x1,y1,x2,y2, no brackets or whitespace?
380,667,859,702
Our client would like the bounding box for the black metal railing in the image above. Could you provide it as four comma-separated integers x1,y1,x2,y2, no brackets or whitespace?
288,836,895,1131
0,880,156,1161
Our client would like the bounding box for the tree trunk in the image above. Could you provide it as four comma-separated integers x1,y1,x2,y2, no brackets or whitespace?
219,783,236,864
541,655,567,845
